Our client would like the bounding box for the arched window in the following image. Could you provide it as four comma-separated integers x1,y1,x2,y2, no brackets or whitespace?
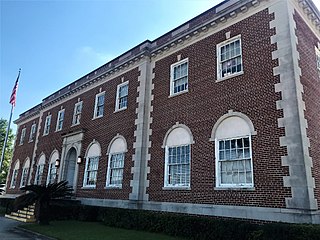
211,111,256,188
20,158,30,187
163,124,194,188
106,135,127,188
10,160,20,188
35,154,45,185
83,141,101,187
47,150,59,185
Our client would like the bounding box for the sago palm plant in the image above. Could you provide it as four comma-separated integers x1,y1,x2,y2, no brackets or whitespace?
14,180,73,225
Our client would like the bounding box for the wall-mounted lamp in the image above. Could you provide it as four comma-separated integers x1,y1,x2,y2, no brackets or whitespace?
77,156,83,164
55,159,60,168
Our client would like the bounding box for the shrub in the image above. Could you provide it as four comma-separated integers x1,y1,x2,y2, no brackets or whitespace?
46,202,320,240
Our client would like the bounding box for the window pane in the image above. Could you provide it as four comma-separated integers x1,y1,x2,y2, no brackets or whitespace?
218,136,252,186
167,145,190,186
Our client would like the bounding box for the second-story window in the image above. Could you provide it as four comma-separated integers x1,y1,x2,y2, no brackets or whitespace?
56,109,65,131
115,82,128,111
29,123,36,142
316,47,320,72
217,35,243,80
43,115,51,136
170,58,188,96
19,128,26,145
72,101,82,125
93,92,105,118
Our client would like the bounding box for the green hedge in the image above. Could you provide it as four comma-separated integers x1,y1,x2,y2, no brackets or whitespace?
0,197,14,214
48,203,320,240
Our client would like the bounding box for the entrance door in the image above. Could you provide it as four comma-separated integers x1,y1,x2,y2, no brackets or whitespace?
64,147,77,188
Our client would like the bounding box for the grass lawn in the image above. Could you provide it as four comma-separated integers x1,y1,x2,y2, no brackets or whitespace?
20,220,184,240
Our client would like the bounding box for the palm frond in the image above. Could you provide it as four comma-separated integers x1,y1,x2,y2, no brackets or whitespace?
13,191,37,211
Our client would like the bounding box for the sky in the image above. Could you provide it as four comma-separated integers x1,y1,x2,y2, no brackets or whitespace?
1,0,320,134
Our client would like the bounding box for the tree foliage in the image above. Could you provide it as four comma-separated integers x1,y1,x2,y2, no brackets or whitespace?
14,181,73,225
0,118,15,184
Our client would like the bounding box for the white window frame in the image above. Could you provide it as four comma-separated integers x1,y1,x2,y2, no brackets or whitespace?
56,109,65,131
106,152,125,188
19,128,26,145
46,162,57,185
43,115,51,136
10,169,18,188
29,123,36,142
215,136,253,188
164,144,191,188
20,167,29,187
10,161,20,189
315,47,320,72
93,92,105,119
217,35,243,80
83,156,99,188
170,58,189,96
35,164,44,185
115,81,129,112
72,101,82,125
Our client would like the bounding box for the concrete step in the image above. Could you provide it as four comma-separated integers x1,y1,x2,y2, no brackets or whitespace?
5,214,36,223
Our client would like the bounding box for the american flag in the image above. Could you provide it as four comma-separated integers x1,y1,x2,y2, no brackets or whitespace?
9,69,21,107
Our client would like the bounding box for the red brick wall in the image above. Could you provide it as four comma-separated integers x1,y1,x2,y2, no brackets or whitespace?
294,12,320,208
29,68,139,200
148,9,291,208
6,118,38,193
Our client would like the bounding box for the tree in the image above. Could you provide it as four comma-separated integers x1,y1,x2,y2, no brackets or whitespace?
0,118,15,184
14,181,73,225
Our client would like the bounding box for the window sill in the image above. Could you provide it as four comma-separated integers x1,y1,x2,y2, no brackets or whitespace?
162,186,191,190
18,143,23,146
43,133,49,137
216,71,244,82
168,89,188,98
105,185,122,189
214,186,255,191
92,115,103,120
81,186,96,189
28,140,34,143
71,123,80,127
114,107,127,113
55,129,62,132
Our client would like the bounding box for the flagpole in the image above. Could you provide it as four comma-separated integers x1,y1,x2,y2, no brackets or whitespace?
0,105,14,173
0,68,21,174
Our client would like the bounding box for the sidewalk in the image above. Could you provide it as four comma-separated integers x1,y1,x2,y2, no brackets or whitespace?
0,216,54,240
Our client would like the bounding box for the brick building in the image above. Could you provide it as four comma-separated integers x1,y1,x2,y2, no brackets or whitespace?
4,0,320,223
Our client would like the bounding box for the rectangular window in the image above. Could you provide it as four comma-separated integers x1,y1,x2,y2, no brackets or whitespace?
170,59,188,95
47,163,57,184
20,167,29,187
107,153,124,187
35,164,44,185
84,156,99,187
115,82,128,111
10,169,18,188
43,115,51,135
166,145,190,187
217,137,253,187
217,35,243,80
56,109,65,131
93,92,105,118
316,47,320,72
19,128,26,145
29,123,36,142
72,102,82,125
